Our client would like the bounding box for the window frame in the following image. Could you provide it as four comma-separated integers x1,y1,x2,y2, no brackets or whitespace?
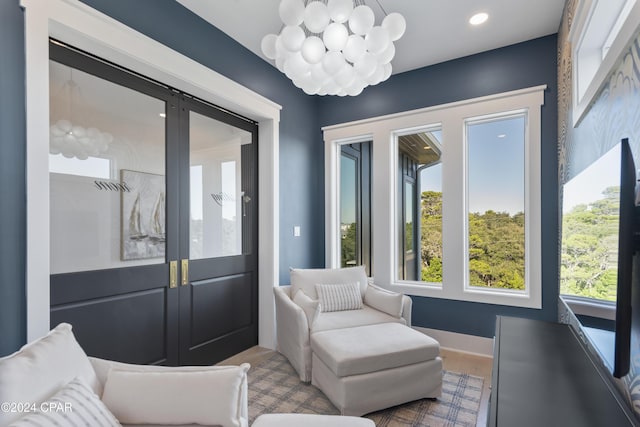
569,0,640,126
323,86,545,309
463,111,528,295
396,125,444,285
339,142,372,274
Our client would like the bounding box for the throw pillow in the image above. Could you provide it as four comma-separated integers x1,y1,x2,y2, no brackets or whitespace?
315,282,363,312
101,363,250,427
293,289,320,327
0,323,99,426
8,377,121,427
290,265,368,300
364,283,404,318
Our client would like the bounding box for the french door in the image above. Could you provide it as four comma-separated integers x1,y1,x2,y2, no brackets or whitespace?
48,41,258,366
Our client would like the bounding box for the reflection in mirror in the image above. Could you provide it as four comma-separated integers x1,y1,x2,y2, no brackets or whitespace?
49,154,110,179
561,143,621,371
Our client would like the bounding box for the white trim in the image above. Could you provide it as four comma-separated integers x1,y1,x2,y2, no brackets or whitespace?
325,133,374,267
321,85,547,132
22,0,281,349
562,296,616,321
570,0,640,125
324,86,545,309
414,326,494,357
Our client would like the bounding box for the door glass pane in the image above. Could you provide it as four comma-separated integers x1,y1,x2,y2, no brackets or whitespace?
49,60,166,274
467,115,526,290
190,111,251,260
340,154,357,268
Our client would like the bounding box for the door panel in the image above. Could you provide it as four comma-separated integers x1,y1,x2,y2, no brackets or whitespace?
51,288,167,365
49,41,258,367
179,97,258,365
50,264,167,305
189,274,253,345
48,41,179,365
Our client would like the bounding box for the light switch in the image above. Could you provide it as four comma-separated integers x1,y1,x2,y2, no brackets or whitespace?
293,226,301,237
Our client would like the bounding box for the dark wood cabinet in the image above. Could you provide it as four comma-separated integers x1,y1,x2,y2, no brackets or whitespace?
489,316,637,426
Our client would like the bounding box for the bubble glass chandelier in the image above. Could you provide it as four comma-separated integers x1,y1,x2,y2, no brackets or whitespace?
261,0,406,96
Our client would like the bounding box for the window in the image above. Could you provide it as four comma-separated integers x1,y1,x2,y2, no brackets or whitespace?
339,142,372,275
397,130,443,283
324,86,544,308
402,180,416,279
571,0,640,124
466,115,526,291
49,153,111,179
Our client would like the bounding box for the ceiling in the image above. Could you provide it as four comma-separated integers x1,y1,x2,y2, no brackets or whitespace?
177,0,566,75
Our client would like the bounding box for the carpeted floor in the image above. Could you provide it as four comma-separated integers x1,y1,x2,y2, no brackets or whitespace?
248,352,484,427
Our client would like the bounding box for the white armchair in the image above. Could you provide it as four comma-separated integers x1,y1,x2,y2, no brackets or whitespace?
275,266,412,382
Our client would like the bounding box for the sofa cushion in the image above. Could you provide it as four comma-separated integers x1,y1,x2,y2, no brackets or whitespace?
102,363,249,427
311,304,405,333
102,364,248,427
290,266,368,300
364,284,404,318
0,323,99,426
316,283,363,312
310,323,440,377
8,377,121,427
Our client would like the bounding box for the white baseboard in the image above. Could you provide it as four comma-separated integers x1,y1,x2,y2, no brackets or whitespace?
414,327,494,357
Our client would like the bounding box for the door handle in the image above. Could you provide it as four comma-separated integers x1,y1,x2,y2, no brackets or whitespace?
181,259,189,286
241,191,251,217
169,261,177,288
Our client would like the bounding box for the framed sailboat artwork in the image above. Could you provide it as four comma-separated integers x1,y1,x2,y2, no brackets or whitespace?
120,169,166,260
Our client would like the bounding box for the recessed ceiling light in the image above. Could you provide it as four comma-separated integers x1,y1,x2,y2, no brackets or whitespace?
498,134,506,138
469,12,489,26
159,113,166,118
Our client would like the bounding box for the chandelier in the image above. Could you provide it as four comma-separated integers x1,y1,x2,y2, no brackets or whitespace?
50,70,113,160
261,0,406,96
50,120,113,160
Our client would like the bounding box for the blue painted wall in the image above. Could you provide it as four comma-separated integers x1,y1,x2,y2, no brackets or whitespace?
0,0,27,357
0,0,325,356
318,35,559,338
78,0,326,283
0,0,558,355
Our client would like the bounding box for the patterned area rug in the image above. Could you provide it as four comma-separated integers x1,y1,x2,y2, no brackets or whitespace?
248,352,484,427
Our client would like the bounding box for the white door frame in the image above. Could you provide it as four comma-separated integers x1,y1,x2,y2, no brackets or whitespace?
21,0,281,349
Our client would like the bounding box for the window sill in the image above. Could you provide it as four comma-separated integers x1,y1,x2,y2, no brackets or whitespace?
561,295,615,321
389,281,541,309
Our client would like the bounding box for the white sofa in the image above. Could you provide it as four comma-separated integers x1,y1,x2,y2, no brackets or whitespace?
0,323,374,427
275,266,413,382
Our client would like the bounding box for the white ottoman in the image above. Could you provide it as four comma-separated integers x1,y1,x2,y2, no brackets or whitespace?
310,323,442,416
